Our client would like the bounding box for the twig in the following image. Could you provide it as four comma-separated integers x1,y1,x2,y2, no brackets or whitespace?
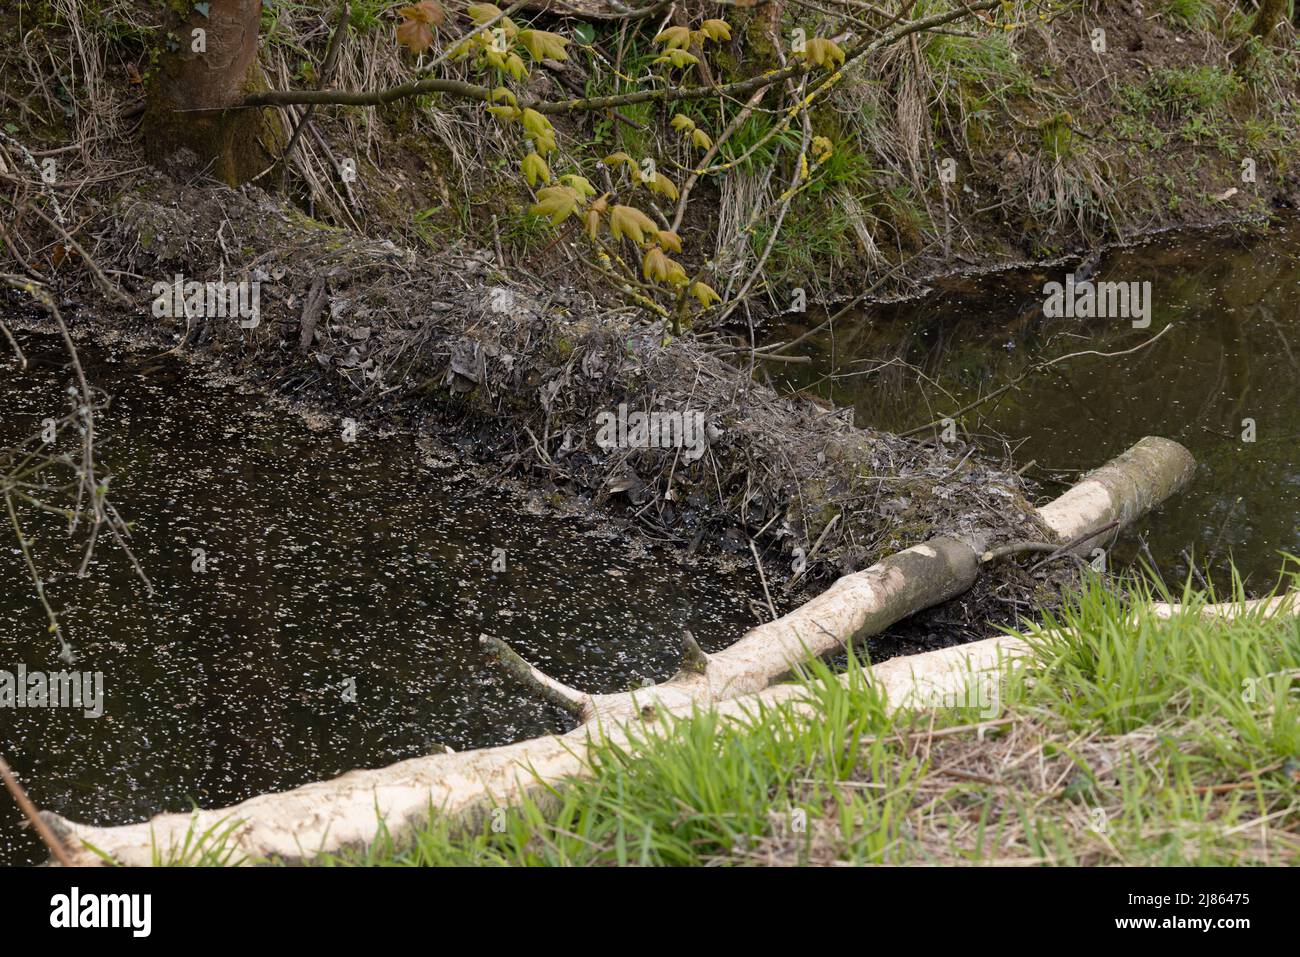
0,752,73,866
749,537,778,621
271,1,351,189
900,324,1175,438
1027,520,1122,573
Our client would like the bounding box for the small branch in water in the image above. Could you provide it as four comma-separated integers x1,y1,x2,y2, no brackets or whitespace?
479,634,589,718
900,324,1175,439
749,537,778,621
0,752,73,867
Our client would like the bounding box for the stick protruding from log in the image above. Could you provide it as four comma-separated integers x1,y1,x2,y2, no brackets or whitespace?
479,633,589,719
676,629,709,676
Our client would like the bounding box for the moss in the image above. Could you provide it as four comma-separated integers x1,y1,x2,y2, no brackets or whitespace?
1040,112,1075,159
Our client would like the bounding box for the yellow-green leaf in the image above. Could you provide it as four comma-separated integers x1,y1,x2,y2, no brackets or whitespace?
486,104,520,122
559,174,597,197
504,51,527,80
655,229,682,253
691,128,713,151
518,29,569,61
803,37,845,69
529,185,582,224
689,281,721,307
521,108,552,139
532,128,557,155
655,49,699,69
490,86,517,106
670,114,696,133
647,173,678,201
654,26,691,50
608,204,656,245
467,3,502,25
521,152,552,187
642,245,669,281
448,37,476,59
700,19,731,42
584,196,608,240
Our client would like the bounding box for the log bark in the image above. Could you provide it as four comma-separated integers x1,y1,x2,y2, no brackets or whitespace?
44,437,1196,866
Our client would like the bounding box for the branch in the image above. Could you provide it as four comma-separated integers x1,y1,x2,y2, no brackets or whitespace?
479,633,590,718
0,753,72,867
241,1,1002,114
899,323,1175,438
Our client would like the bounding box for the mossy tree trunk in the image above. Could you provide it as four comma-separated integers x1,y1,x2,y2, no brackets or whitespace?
1249,0,1288,39
143,0,282,186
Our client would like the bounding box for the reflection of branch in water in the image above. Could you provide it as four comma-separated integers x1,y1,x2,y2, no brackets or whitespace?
1265,316,1297,371
1,274,152,660
797,355,960,430
899,324,1176,438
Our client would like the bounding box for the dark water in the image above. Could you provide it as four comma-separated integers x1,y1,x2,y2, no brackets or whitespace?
764,218,1300,591
0,335,764,865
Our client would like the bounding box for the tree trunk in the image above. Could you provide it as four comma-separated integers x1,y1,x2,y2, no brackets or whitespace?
1249,0,1287,38
143,0,281,185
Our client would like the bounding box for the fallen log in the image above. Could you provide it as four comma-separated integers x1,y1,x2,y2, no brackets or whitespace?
44,437,1195,866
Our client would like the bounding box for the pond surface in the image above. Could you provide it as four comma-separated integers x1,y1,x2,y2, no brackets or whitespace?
0,335,765,866
764,217,1300,592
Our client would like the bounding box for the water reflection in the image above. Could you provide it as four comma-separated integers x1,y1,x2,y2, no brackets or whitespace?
764,219,1300,591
